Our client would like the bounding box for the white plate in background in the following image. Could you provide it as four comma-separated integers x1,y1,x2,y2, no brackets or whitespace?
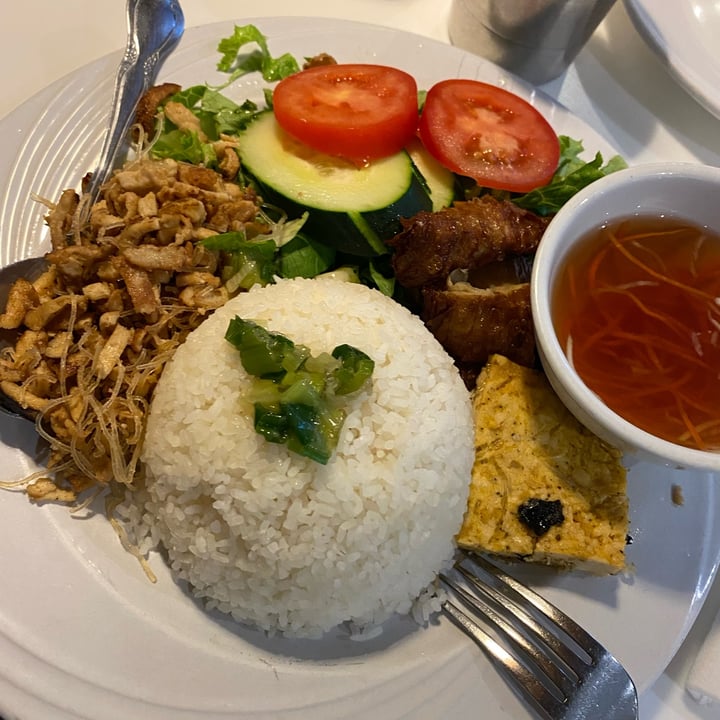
624,0,720,119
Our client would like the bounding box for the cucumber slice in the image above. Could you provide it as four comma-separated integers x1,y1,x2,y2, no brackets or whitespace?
407,137,456,211
236,112,434,257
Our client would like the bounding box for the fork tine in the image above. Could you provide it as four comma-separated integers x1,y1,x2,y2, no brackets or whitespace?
464,553,603,662
441,567,578,698
443,551,638,720
441,590,568,719
455,562,591,676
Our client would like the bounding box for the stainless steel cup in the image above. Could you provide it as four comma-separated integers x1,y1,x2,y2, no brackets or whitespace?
448,0,616,84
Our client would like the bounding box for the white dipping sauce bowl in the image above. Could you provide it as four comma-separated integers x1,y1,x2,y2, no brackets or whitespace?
531,162,720,472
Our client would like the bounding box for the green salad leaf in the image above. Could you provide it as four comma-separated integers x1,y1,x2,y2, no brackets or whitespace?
201,232,278,292
151,85,261,167
365,256,396,297
150,23,300,167
200,220,336,291
279,234,337,279
151,127,218,166
513,135,627,215
216,24,300,83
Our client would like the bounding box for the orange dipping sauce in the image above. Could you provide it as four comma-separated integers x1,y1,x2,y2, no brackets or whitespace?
553,215,720,452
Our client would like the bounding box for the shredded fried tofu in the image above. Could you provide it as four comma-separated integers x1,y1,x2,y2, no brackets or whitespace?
0,154,267,503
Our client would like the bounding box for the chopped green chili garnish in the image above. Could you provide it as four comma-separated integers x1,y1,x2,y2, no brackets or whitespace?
331,344,375,395
225,317,374,464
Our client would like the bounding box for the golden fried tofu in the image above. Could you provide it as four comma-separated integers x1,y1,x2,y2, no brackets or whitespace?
0,278,39,329
457,354,628,574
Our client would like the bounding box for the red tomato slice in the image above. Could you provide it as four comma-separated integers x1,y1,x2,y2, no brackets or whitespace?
272,64,419,166
418,79,560,193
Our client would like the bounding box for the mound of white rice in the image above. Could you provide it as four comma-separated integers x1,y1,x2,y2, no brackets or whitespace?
123,277,474,638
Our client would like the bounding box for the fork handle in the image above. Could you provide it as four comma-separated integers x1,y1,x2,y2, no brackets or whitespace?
83,0,184,208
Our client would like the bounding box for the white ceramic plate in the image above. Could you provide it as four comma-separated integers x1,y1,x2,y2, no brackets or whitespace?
624,0,720,119
0,17,719,720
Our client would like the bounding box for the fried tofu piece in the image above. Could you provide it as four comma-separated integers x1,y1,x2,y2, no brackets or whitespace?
26,477,77,503
457,354,629,574
0,278,39,329
0,380,51,412
23,295,85,331
94,324,134,380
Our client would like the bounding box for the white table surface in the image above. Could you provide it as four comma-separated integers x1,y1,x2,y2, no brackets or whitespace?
0,1,719,718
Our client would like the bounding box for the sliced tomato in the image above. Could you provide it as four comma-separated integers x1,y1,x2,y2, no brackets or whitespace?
272,64,419,166
418,79,560,193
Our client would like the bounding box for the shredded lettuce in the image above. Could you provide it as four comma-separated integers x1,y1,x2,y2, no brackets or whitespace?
200,220,337,289
201,232,278,292
513,136,627,216
270,212,310,248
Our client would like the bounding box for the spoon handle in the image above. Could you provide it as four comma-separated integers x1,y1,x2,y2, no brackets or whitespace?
82,0,185,209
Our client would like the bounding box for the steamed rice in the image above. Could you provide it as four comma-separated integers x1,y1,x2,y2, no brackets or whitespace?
121,277,474,637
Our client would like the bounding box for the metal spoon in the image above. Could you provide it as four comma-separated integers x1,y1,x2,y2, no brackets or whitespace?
0,257,52,419
0,0,184,420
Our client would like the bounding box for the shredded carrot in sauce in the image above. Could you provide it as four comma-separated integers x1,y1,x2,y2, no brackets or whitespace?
553,216,720,452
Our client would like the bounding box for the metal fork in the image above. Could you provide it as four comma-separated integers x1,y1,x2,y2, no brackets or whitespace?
439,552,638,719
82,0,185,213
